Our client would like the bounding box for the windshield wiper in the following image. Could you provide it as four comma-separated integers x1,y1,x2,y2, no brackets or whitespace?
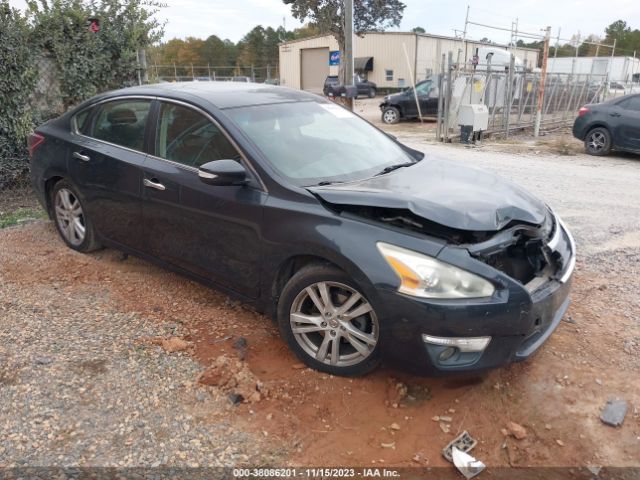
311,180,344,186
374,161,417,177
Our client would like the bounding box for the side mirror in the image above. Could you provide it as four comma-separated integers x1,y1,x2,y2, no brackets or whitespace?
198,159,247,186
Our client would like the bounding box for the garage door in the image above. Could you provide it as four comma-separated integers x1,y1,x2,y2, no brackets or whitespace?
301,47,329,93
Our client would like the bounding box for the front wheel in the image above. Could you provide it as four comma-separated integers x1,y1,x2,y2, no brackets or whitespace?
277,265,381,376
382,106,400,124
51,180,101,252
584,127,611,156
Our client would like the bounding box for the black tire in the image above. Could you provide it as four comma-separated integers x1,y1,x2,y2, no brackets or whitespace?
51,180,101,252
584,127,612,156
382,106,401,125
368,87,376,98
277,264,381,376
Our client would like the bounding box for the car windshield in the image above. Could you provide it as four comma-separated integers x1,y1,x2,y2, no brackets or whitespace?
226,101,417,186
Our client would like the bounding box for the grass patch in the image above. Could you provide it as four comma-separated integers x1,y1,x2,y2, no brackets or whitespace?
0,207,47,229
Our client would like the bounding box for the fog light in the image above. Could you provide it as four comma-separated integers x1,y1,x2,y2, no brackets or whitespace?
422,335,491,353
438,346,457,361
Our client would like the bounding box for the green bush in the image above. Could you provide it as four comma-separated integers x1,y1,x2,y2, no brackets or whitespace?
0,0,164,190
0,1,37,172
28,0,164,109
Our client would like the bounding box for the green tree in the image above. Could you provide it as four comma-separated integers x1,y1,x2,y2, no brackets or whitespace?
282,0,406,84
411,26,425,34
203,35,237,66
27,0,163,108
291,22,321,39
0,0,37,168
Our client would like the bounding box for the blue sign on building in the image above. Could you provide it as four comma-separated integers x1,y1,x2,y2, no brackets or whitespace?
329,51,340,66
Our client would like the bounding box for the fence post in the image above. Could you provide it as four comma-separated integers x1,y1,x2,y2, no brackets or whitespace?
443,52,454,142
267,64,271,81
173,62,177,81
534,26,551,137
251,65,255,82
436,53,445,141
504,54,515,138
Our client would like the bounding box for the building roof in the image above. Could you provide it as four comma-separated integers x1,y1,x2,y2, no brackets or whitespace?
279,31,540,52
84,81,320,110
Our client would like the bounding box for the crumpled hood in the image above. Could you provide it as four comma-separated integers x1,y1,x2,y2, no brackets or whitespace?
308,156,548,231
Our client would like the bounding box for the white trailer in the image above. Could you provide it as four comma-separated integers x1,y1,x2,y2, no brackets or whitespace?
546,56,640,83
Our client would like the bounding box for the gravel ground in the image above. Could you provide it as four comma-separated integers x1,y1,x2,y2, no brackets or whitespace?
0,229,280,467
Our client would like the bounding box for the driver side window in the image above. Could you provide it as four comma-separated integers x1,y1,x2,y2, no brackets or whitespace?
155,102,240,168
415,82,432,97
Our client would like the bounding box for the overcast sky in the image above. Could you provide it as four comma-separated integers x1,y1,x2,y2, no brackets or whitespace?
8,0,640,52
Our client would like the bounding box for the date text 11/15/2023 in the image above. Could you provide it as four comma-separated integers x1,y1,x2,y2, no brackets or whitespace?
233,468,401,478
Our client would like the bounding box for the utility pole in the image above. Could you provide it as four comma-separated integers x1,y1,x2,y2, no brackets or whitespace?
344,0,355,110
534,26,551,137
462,5,469,64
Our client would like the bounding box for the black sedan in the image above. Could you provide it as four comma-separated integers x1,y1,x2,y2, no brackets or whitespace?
573,93,640,156
29,82,575,376
323,75,377,99
379,79,439,124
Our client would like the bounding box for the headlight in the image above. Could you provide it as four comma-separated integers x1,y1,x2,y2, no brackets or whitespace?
377,243,495,299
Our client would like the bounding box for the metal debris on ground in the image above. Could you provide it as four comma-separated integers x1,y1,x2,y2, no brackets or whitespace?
600,399,628,427
442,430,478,463
228,393,244,405
452,446,486,479
233,336,248,360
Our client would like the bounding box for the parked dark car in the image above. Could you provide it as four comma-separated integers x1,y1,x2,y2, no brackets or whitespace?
379,79,439,124
29,82,575,377
323,75,377,98
573,93,640,156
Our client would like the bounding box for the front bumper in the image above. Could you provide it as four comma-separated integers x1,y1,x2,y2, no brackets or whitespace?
376,222,576,375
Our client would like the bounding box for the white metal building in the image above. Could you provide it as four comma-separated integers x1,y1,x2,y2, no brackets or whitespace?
545,56,640,83
279,32,539,93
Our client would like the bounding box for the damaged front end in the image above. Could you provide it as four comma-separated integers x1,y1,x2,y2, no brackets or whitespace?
328,203,574,290
465,212,575,289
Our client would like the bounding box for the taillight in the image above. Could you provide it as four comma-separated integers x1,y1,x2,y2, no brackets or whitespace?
578,106,590,117
27,133,45,158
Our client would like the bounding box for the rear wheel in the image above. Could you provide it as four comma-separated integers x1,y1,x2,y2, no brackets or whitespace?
368,87,377,98
51,180,101,252
584,127,611,156
382,106,400,124
277,265,381,376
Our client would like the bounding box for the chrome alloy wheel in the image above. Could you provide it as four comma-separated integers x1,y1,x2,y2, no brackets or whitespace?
383,109,399,124
587,131,606,152
289,281,379,367
54,188,86,246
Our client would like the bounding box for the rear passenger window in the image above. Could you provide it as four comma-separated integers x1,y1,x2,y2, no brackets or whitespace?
155,102,240,168
89,100,151,151
73,108,93,133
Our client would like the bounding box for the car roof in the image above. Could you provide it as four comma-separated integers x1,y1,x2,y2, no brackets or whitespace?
93,82,322,110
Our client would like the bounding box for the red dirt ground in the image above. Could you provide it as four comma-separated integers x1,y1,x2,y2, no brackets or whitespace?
2,222,639,468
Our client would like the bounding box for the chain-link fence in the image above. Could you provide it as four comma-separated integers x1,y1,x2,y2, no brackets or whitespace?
437,55,612,140
146,64,279,84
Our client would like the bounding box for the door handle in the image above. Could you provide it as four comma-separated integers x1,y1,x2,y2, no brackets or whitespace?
143,178,166,191
610,112,621,117
73,151,90,162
